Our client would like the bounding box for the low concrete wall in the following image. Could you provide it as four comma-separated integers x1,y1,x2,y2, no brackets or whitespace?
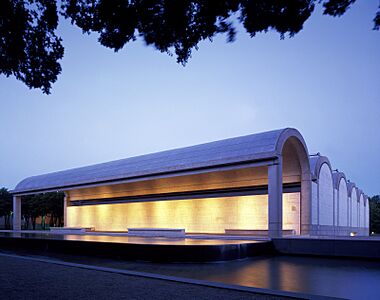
309,225,369,237
310,225,336,236
50,227,95,234
128,228,185,238
272,237,380,259
0,233,272,262
225,229,295,236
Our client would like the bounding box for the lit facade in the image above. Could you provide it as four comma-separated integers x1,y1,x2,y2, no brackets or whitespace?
11,128,369,237
66,193,301,234
309,155,369,236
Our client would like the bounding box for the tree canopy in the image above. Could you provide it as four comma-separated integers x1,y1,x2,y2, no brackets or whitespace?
1,0,379,94
0,187,64,229
0,188,12,229
21,192,64,229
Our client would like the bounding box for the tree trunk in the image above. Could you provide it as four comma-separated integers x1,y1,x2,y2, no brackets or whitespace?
42,215,45,230
4,216,7,229
32,217,36,230
5,215,10,230
49,214,54,227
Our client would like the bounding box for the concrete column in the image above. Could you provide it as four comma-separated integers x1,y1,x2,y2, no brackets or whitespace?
336,188,340,227
316,179,320,234
363,202,366,234
366,202,369,235
268,160,283,238
300,173,312,235
63,193,68,227
347,198,350,231
333,189,336,236
349,198,352,227
13,196,21,231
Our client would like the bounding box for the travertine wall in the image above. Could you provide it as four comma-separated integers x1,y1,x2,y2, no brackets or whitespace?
309,156,369,237
334,189,338,226
67,193,300,234
318,163,334,226
351,189,358,227
348,194,351,227
359,194,365,228
338,179,348,226
283,193,301,234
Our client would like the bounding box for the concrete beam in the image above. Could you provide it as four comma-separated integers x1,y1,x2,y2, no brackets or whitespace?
300,173,312,235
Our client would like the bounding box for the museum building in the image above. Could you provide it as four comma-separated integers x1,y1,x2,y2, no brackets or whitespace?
11,128,369,237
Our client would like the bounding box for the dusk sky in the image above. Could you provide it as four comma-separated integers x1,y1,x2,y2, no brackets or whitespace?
0,2,379,195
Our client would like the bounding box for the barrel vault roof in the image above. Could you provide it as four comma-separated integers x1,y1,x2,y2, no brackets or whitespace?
13,128,304,194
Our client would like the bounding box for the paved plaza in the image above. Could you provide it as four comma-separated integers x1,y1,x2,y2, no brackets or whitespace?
0,254,291,300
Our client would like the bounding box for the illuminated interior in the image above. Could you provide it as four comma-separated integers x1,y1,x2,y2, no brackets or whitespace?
65,142,306,236
67,192,300,234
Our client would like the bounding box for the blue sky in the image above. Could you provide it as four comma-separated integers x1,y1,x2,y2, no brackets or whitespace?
0,2,379,195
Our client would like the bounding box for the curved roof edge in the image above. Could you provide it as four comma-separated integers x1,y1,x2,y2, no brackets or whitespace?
347,182,357,198
358,189,365,204
309,155,332,181
332,171,347,190
275,128,310,157
354,187,361,201
13,127,308,195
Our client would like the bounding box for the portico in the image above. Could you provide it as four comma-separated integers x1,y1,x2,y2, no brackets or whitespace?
11,128,312,238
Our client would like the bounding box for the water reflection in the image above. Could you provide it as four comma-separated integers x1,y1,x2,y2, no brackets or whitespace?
1,232,380,299
99,255,380,300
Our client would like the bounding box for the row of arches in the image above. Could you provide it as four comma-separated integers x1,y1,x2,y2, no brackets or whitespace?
310,155,369,236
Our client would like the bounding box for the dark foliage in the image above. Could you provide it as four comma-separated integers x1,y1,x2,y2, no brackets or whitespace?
374,7,380,30
369,195,380,234
0,0,64,94
0,188,12,229
21,192,64,229
323,0,356,17
0,189,64,230
0,0,378,93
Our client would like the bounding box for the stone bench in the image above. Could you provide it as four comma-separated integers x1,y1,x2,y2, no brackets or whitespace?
225,229,296,236
127,228,185,238
50,227,95,234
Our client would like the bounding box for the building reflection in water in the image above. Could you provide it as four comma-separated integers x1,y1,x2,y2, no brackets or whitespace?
1,232,380,299
192,256,380,299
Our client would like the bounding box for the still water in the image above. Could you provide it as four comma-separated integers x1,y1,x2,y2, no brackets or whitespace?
90,255,380,299
1,232,379,298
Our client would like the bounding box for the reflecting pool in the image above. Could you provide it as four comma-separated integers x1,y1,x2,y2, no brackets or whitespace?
86,255,380,299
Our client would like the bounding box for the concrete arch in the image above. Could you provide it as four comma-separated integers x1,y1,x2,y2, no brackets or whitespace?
318,162,334,226
333,172,349,228
349,184,358,228
309,155,334,229
310,155,333,181
277,129,312,236
347,182,356,198
359,191,365,228
333,172,347,191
